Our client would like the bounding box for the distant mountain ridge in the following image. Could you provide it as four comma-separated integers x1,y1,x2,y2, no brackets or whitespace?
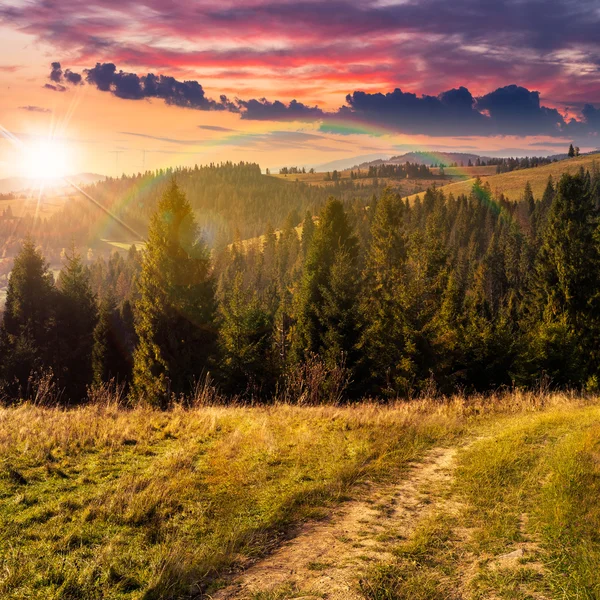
0,173,105,195
357,151,493,168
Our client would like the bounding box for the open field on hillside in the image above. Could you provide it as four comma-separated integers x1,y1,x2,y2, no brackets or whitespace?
407,153,600,202
270,172,448,195
1,393,599,599
270,165,495,188
0,193,72,219
430,165,497,179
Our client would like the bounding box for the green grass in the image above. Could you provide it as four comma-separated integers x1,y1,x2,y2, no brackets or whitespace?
406,153,600,203
2,395,599,599
455,405,600,597
0,400,465,599
356,400,600,600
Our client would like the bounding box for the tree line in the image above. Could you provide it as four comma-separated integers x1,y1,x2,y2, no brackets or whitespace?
0,163,386,265
350,163,435,180
1,164,600,404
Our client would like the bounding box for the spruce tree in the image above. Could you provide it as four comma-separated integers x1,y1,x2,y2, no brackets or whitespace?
1,238,54,395
92,291,132,387
218,273,274,395
525,172,600,386
55,246,98,401
301,210,315,258
292,198,359,368
319,248,361,371
359,188,413,395
132,179,217,405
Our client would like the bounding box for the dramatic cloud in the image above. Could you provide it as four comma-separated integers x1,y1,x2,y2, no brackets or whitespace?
83,63,237,111
238,99,324,121
19,105,51,113
335,87,487,136
476,85,565,135
582,104,600,130
64,70,82,84
48,61,82,86
5,0,600,110
45,63,600,139
49,61,62,83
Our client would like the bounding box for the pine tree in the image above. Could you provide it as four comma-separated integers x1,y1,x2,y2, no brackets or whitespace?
132,179,217,405
218,272,274,395
301,210,315,257
92,291,132,387
319,248,361,371
359,188,413,395
55,245,98,401
524,181,535,216
292,198,359,367
1,238,54,394
568,144,575,158
524,172,600,386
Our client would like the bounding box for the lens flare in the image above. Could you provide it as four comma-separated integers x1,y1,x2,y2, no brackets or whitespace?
20,139,70,180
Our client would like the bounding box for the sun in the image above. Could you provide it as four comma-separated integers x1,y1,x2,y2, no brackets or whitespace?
20,139,70,180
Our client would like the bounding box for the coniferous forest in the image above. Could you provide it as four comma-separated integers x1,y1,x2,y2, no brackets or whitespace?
2,162,600,405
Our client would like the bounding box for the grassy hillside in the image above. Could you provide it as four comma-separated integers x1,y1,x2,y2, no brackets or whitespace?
271,165,495,188
1,393,599,599
406,153,600,202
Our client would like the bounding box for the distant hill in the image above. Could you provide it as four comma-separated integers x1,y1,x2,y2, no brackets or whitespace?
406,153,600,203
358,151,492,169
313,154,392,172
0,173,105,194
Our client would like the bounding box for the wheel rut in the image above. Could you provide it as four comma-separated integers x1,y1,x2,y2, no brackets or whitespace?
210,445,459,599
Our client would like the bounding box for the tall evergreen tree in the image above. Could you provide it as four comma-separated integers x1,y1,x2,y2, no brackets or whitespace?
292,198,359,367
524,173,600,386
319,248,361,371
133,179,217,405
55,246,98,401
218,273,274,395
301,211,315,258
92,291,132,387
359,188,413,395
0,238,54,395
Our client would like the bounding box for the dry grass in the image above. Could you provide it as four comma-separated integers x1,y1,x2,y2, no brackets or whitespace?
406,153,600,203
0,193,70,219
358,396,600,600
430,166,497,179
0,391,596,599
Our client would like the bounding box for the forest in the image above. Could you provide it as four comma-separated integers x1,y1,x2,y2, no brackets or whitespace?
0,162,388,264
1,161,600,405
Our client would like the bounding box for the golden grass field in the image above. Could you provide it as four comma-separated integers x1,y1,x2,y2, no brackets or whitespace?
406,153,600,203
270,165,495,188
0,193,72,220
1,391,599,599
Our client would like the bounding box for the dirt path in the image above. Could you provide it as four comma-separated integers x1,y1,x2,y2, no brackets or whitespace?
211,446,458,600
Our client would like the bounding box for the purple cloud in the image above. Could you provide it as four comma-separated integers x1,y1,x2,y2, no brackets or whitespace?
45,62,600,140
2,0,597,111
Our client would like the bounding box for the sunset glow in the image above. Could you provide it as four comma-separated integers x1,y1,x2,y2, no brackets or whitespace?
19,139,70,180
0,0,598,178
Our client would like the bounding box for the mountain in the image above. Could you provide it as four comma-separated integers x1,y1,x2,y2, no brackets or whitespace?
0,173,106,195
313,154,392,172
358,151,492,168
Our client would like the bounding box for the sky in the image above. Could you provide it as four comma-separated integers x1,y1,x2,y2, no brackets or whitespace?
0,0,599,178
